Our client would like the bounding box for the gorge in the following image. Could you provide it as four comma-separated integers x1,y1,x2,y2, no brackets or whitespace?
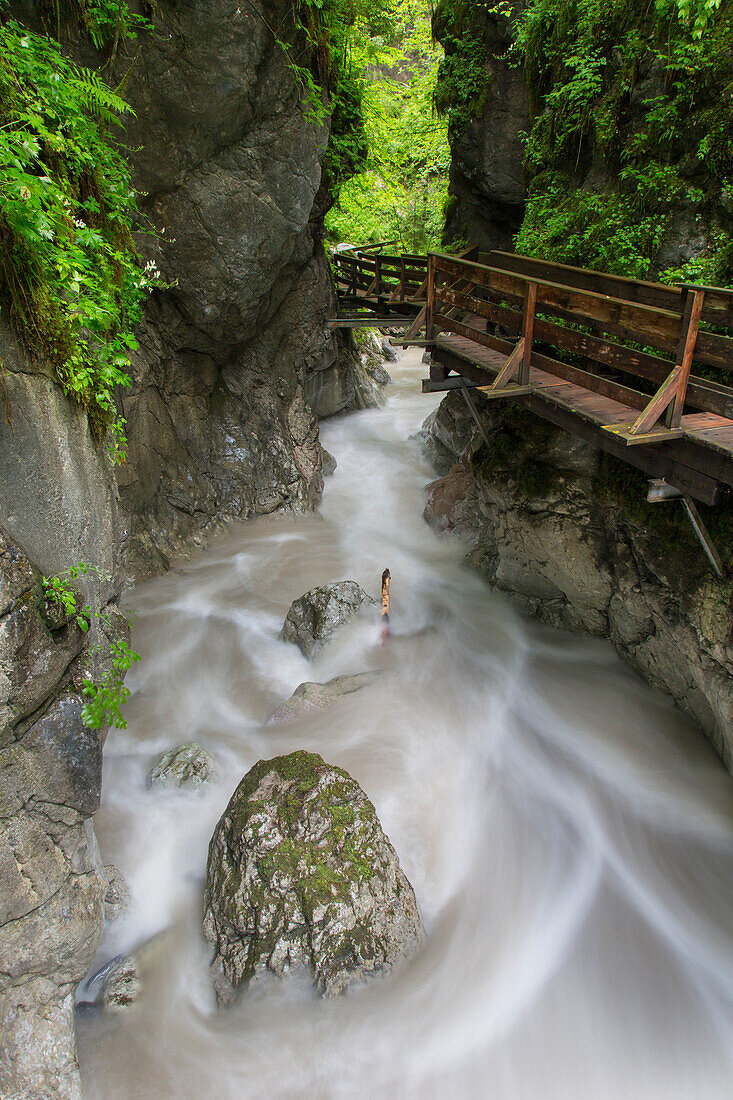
1,2,732,1097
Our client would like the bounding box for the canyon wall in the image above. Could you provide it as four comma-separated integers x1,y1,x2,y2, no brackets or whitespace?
422,394,733,773
0,2,372,1094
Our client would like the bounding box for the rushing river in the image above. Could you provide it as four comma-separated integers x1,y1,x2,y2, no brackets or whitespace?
77,349,733,1099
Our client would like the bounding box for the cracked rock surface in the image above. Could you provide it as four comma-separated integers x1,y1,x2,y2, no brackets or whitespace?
281,582,377,659
203,751,425,1003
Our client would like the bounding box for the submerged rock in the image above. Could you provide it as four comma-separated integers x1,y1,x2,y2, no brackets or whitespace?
147,742,218,789
103,864,131,923
267,671,381,725
99,956,141,1012
281,581,377,659
203,750,424,1003
321,448,338,477
381,337,399,362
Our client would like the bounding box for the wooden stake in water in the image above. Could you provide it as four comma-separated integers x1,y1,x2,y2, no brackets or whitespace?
381,569,391,643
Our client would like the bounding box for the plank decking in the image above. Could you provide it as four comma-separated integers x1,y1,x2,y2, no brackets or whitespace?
332,247,733,506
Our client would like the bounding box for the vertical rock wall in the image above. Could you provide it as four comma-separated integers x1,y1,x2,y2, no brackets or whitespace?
0,1,376,1094
434,1,529,250
421,394,733,773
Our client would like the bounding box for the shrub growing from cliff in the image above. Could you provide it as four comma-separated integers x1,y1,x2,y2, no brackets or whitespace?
514,0,733,283
0,14,155,452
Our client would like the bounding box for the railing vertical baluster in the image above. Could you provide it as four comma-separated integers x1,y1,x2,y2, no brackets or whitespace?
426,254,435,341
520,281,537,385
669,287,706,428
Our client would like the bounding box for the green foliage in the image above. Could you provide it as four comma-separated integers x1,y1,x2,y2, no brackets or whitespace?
433,1,511,134
514,0,733,283
41,560,139,727
77,0,152,51
81,635,140,730
0,15,158,450
42,563,92,631
325,0,451,252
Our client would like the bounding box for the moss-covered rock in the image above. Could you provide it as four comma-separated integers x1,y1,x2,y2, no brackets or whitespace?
203,750,424,1002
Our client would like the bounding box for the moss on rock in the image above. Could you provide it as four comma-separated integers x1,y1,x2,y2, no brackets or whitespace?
203,750,424,1002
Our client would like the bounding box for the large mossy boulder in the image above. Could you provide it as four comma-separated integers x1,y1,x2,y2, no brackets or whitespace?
203,751,424,1003
280,581,376,659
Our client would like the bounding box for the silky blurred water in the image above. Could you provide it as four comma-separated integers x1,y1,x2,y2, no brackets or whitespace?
77,349,733,1099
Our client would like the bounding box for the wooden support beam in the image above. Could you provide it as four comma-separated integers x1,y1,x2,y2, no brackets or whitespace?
602,420,685,446
425,256,436,341
488,338,525,390
403,304,427,342
627,366,682,436
669,289,706,427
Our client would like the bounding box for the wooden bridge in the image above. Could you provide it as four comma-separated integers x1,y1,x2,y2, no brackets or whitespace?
332,247,733,528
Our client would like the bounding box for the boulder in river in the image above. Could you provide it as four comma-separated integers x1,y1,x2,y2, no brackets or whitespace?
321,448,338,477
103,864,131,923
267,671,381,725
203,750,425,1003
99,956,141,1012
281,581,377,658
147,742,218,788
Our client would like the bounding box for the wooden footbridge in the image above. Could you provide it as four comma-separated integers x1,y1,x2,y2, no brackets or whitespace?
332,246,733,538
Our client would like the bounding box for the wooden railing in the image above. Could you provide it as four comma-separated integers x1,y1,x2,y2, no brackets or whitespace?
426,251,733,443
332,249,429,307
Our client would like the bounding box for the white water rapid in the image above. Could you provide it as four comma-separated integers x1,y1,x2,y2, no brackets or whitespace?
77,349,733,1099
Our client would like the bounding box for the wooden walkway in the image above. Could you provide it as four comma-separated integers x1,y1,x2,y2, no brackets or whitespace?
332,247,733,507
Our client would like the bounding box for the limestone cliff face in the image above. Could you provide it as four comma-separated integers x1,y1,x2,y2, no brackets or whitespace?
0,2,374,1094
422,395,733,772
113,0,371,576
433,1,529,250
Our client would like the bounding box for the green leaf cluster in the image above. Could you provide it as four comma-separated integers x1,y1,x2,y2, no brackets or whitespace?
325,0,451,252
81,635,140,730
0,15,158,452
514,0,733,283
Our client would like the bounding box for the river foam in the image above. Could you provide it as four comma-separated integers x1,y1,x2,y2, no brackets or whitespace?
77,349,733,1099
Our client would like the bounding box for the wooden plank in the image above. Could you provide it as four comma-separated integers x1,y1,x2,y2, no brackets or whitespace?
603,421,686,446
435,328,650,411
476,383,533,400
432,253,682,344
485,251,683,313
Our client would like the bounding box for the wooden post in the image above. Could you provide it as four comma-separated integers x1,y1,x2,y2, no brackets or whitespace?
400,256,406,301
425,254,435,341
375,256,382,302
519,281,537,385
669,288,705,428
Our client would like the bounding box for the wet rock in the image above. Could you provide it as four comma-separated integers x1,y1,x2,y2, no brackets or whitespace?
381,337,399,362
203,750,424,1003
99,956,141,1012
321,448,338,477
147,742,218,788
267,671,381,725
103,865,131,923
422,392,733,770
281,581,377,659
